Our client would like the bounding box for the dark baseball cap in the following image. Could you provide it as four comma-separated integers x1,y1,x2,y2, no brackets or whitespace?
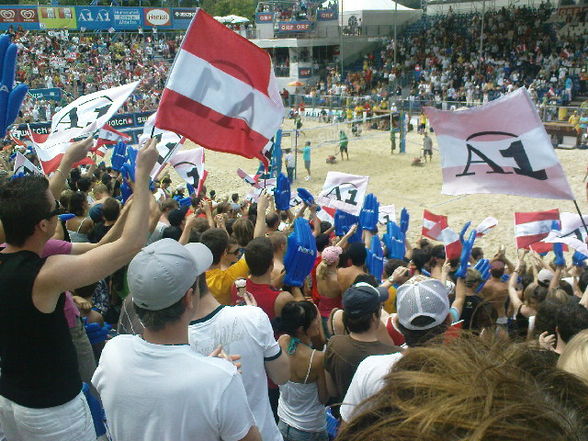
342,282,388,317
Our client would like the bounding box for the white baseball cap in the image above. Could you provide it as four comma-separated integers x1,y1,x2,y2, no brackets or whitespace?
396,275,450,331
128,239,213,311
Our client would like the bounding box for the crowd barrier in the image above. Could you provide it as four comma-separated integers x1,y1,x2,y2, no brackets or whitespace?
286,94,587,123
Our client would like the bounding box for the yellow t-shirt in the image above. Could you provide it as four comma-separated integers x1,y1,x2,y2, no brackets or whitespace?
383,285,397,314
205,258,249,305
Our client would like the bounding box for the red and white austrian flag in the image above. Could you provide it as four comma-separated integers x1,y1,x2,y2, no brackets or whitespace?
422,210,448,241
156,9,284,167
514,209,560,251
476,217,498,237
316,172,369,216
95,124,131,147
421,210,462,259
425,88,574,200
170,147,207,194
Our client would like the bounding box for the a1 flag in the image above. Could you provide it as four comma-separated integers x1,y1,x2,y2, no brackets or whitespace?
155,9,284,167
170,147,208,195
542,212,588,256
425,88,574,200
33,82,139,174
316,171,369,217
13,151,43,176
514,209,560,252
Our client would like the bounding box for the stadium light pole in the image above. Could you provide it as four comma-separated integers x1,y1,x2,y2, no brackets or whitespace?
340,0,344,82
479,0,486,60
393,0,397,66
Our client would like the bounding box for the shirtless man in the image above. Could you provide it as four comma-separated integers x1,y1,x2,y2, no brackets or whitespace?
480,260,510,327
337,242,367,293
269,231,287,289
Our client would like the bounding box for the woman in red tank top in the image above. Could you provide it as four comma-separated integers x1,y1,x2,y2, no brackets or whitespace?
316,246,344,321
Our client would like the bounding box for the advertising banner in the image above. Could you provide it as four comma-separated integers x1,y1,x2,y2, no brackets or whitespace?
76,6,113,30
172,8,196,28
112,7,142,30
106,113,136,130
255,12,274,23
28,88,62,101
275,21,312,33
0,7,39,30
317,10,338,21
38,6,77,29
135,111,154,127
144,8,171,27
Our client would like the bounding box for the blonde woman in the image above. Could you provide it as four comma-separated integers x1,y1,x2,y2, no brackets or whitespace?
558,329,588,383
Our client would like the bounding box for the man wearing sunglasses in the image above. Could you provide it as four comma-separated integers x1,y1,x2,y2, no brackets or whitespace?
0,137,158,441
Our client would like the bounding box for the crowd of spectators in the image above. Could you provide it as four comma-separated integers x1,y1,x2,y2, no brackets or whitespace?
4,137,588,439
10,27,182,124
305,4,587,113
257,0,335,22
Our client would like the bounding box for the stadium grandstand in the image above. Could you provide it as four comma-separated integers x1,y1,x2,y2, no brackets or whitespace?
2,0,587,145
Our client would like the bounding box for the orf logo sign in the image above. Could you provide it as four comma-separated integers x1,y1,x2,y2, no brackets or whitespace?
145,8,170,26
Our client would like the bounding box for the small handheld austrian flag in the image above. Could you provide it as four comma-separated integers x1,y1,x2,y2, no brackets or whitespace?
156,9,284,167
425,88,573,200
514,209,560,252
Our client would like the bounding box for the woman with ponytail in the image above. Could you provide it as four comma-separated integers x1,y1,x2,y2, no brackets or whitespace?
277,300,329,441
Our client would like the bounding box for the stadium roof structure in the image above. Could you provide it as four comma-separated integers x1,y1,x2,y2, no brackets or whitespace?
322,0,416,12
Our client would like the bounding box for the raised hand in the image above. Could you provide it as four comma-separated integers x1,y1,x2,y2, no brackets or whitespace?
473,258,490,292
399,208,410,234
455,229,477,278
572,251,587,267
275,173,291,211
63,136,94,166
297,188,318,210
0,34,28,138
111,142,127,172
359,193,379,232
135,137,158,182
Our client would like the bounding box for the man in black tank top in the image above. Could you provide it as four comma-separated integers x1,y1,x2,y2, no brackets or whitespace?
0,138,158,441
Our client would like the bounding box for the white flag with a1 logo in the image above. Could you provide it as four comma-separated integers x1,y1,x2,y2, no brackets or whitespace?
378,205,396,225
316,171,369,216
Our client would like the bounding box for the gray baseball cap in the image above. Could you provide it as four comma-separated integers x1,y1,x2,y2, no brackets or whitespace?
128,238,213,311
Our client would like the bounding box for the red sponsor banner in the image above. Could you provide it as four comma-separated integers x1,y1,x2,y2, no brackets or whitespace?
276,21,312,33
144,8,171,27
0,8,38,23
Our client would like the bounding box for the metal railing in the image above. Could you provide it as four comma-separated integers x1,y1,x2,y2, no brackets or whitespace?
284,93,587,123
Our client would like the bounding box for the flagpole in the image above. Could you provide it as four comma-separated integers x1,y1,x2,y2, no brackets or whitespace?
573,200,588,237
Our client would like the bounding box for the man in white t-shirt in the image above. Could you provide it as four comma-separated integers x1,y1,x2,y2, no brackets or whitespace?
340,276,467,423
189,275,290,441
92,239,261,441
